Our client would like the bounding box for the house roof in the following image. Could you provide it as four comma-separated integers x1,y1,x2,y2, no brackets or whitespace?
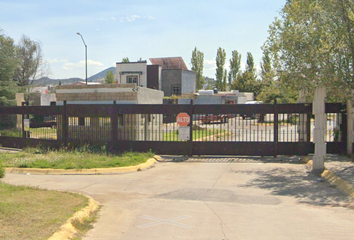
149,57,188,70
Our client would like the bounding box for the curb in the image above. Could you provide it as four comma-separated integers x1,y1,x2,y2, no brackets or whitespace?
303,158,354,199
6,156,159,175
48,195,99,240
321,169,354,198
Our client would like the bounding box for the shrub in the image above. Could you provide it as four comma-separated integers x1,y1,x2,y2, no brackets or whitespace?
0,114,17,130
0,164,5,178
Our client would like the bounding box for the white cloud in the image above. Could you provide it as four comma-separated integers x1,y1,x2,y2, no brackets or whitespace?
48,59,69,64
63,60,104,70
118,15,154,23
204,59,215,70
111,16,116,21
126,15,141,22
143,15,155,20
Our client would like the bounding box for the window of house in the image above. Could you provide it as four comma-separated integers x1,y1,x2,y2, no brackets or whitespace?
171,84,181,95
127,75,138,84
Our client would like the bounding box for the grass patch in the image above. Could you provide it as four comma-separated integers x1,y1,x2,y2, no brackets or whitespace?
0,128,22,137
71,207,101,240
0,182,88,240
163,129,228,141
0,146,155,170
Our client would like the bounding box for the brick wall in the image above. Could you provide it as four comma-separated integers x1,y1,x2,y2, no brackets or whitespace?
56,92,138,102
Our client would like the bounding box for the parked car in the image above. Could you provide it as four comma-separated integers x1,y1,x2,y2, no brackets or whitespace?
30,116,57,128
198,114,230,124
242,101,264,120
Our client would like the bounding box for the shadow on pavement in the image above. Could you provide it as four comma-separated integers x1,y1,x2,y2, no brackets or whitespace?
235,166,354,208
157,154,354,208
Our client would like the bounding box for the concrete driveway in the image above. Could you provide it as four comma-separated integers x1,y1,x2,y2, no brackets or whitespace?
3,156,354,240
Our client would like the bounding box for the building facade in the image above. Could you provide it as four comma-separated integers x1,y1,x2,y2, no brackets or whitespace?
116,57,196,97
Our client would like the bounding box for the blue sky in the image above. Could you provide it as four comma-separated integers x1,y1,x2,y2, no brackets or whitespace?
0,0,286,80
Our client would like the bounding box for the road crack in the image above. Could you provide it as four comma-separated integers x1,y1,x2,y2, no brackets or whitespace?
203,201,240,240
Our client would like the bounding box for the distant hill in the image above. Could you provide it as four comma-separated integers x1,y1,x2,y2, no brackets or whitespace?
88,67,116,82
30,77,83,86
31,66,116,86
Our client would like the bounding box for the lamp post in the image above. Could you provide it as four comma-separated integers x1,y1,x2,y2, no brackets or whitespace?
77,33,87,85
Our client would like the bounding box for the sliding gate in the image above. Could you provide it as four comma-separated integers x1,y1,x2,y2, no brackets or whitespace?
0,102,347,156
113,102,346,156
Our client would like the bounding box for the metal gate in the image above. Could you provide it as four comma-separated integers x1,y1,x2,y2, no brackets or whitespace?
0,102,347,156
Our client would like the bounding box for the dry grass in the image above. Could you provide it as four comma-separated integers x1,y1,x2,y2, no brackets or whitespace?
0,182,88,240
1,147,154,170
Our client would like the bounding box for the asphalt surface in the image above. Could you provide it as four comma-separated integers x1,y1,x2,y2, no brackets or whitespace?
3,155,354,240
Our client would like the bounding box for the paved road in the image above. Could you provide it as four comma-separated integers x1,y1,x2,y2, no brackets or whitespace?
3,156,354,240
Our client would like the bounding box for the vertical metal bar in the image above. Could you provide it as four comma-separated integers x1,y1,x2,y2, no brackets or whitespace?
307,104,311,144
341,103,348,153
63,101,68,147
273,99,278,157
112,101,118,150
21,102,26,148
189,100,194,156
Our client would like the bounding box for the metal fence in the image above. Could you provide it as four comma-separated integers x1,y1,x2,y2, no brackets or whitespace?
0,102,347,156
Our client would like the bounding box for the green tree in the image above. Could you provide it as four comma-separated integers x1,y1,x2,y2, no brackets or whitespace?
191,47,205,90
13,35,48,86
228,50,241,86
215,47,226,90
245,52,255,76
260,50,274,86
0,30,18,106
122,57,130,63
263,0,354,102
104,71,115,84
257,49,277,102
0,30,18,131
232,52,261,96
223,69,228,91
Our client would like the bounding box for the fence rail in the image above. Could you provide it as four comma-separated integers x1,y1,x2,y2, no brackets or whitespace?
0,102,347,156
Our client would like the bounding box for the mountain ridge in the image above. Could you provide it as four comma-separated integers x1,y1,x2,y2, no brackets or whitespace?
31,67,116,86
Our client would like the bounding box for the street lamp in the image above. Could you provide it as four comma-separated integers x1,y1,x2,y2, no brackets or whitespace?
77,32,87,85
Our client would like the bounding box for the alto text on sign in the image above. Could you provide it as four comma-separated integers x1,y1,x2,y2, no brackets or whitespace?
176,112,190,127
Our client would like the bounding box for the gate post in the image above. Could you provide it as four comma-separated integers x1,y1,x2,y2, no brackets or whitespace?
111,101,118,151
298,89,308,142
273,99,278,157
188,99,194,156
312,86,326,173
21,102,26,148
63,101,68,147
347,101,354,155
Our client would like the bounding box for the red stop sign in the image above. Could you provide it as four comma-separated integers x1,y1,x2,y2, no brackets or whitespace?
176,112,190,127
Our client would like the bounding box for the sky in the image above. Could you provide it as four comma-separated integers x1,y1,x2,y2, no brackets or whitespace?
0,0,286,80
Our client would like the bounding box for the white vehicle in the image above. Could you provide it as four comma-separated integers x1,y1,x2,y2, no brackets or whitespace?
242,101,263,119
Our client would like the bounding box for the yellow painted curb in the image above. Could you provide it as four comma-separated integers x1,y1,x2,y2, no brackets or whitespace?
304,158,354,199
6,156,158,175
321,169,354,198
48,195,99,240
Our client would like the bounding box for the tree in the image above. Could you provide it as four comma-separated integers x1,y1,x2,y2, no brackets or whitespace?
191,47,205,90
262,0,354,102
13,35,48,86
245,52,255,76
0,30,18,130
257,49,277,102
0,30,18,106
232,52,261,96
215,47,226,90
122,57,130,63
228,50,241,86
104,71,115,84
